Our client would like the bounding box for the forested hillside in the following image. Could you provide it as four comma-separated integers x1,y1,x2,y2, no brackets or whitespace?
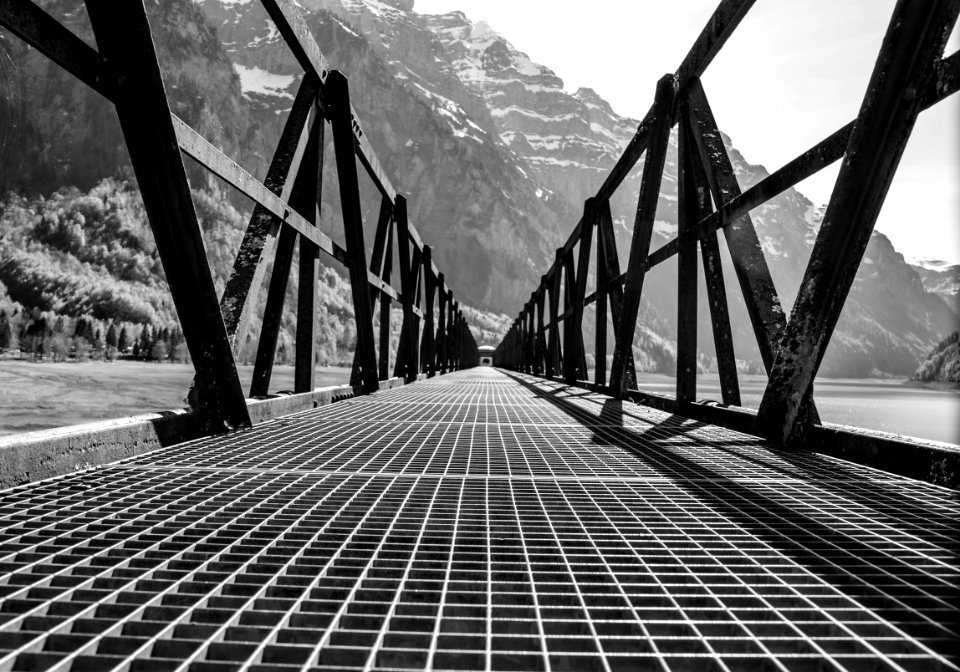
912,332,960,384
0,180,513,368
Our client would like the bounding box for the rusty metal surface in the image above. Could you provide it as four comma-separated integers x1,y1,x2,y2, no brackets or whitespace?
1,369,956,671
757,0,960,445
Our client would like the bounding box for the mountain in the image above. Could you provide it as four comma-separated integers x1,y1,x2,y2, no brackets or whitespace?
910,258,960,315
1,0,957,378
194,0,577,311
0,0,262,196
273,0,958,377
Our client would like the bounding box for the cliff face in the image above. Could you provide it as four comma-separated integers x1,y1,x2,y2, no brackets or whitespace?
198,0,581,311
0,0,262,195
1,0,957,375
911,260,960,315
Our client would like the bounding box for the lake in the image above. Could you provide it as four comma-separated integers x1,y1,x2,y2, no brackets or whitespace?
0,361,957,445
0,360,351,436
635,372,960,445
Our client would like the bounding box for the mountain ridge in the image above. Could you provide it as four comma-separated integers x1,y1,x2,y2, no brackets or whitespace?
1,0,956,378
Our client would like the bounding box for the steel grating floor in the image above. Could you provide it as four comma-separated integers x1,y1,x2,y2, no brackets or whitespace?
0,369,957,672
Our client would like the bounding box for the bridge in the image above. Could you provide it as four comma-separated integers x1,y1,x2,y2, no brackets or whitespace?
0,0,958,670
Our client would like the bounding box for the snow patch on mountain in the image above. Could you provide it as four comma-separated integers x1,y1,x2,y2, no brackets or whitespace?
411,83,486,143
341,0,408,19
333,15,360,36
489,107,577,121
231,63,295,99
910,257,957,272
653,220,677,236
468,21,497,49
526,157,598,170
247,20,281,48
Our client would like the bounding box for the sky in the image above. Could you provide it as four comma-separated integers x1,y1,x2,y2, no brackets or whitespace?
415,0,960,265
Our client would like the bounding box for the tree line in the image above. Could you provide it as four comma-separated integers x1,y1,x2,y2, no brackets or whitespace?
0,307,189,363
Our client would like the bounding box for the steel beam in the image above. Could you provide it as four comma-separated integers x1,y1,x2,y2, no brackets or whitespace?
250,119,323,397
394,196,420,382
327,71,378,393
676,120,702,404
85,0,249,430
218,76,320,357
758,0,960,446
294,120,325,394
609,74,677,395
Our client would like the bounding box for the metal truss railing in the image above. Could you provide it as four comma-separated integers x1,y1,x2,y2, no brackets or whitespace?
494,0,960,487
0,0,480,432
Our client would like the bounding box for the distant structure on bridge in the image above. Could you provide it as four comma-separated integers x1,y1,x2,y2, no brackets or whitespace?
478,345,495,366
0,0,957,671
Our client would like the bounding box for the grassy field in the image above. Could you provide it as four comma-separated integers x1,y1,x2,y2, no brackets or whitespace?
0,359,350,436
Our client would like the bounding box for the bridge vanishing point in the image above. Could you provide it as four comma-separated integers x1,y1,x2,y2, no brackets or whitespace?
0,0,958,671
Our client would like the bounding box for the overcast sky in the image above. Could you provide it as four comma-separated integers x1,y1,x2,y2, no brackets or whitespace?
416,0,960,265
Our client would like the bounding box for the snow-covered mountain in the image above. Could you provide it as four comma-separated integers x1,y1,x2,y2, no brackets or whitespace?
910,258,960,314
2,0,956,376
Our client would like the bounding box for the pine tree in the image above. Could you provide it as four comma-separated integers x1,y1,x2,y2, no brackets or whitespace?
169,327,184,362
139,324,153,360
0,310,11,350
81,319,95,344
18,322,29,356
117,326,130,353
151,340,169,361
105,323,118,348
26,317,51,358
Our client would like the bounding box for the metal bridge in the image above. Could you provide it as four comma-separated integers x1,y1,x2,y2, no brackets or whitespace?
1,0,959,670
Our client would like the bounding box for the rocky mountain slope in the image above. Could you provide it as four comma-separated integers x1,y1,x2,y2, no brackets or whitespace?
195,0,577,311
911,259,960,314
1,0,957,377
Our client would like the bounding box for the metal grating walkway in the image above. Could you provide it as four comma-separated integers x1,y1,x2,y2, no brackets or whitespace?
0,369,957,672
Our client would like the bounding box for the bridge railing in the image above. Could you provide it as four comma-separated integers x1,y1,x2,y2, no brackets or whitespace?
494,0,959,486
1,0,479,432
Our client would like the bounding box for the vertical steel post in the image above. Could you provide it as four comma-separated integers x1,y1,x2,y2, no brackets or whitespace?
394,195,420,382
327,70,378,393
377,229,393,381
676,116,701,404
85,0,250,429
595,199,636,390
252,119,323,396
422,247,436,377
437,274,447,374
610,74,678,395
564,200,595,384
294,119,325,394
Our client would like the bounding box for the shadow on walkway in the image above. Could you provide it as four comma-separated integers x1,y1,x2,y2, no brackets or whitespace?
502,371,960,646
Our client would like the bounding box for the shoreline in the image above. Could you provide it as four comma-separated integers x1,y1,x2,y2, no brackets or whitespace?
902,379,960,392
5,358,960,391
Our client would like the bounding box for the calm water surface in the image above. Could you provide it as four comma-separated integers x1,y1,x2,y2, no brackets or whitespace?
2,362,956,445
634,373,960,445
